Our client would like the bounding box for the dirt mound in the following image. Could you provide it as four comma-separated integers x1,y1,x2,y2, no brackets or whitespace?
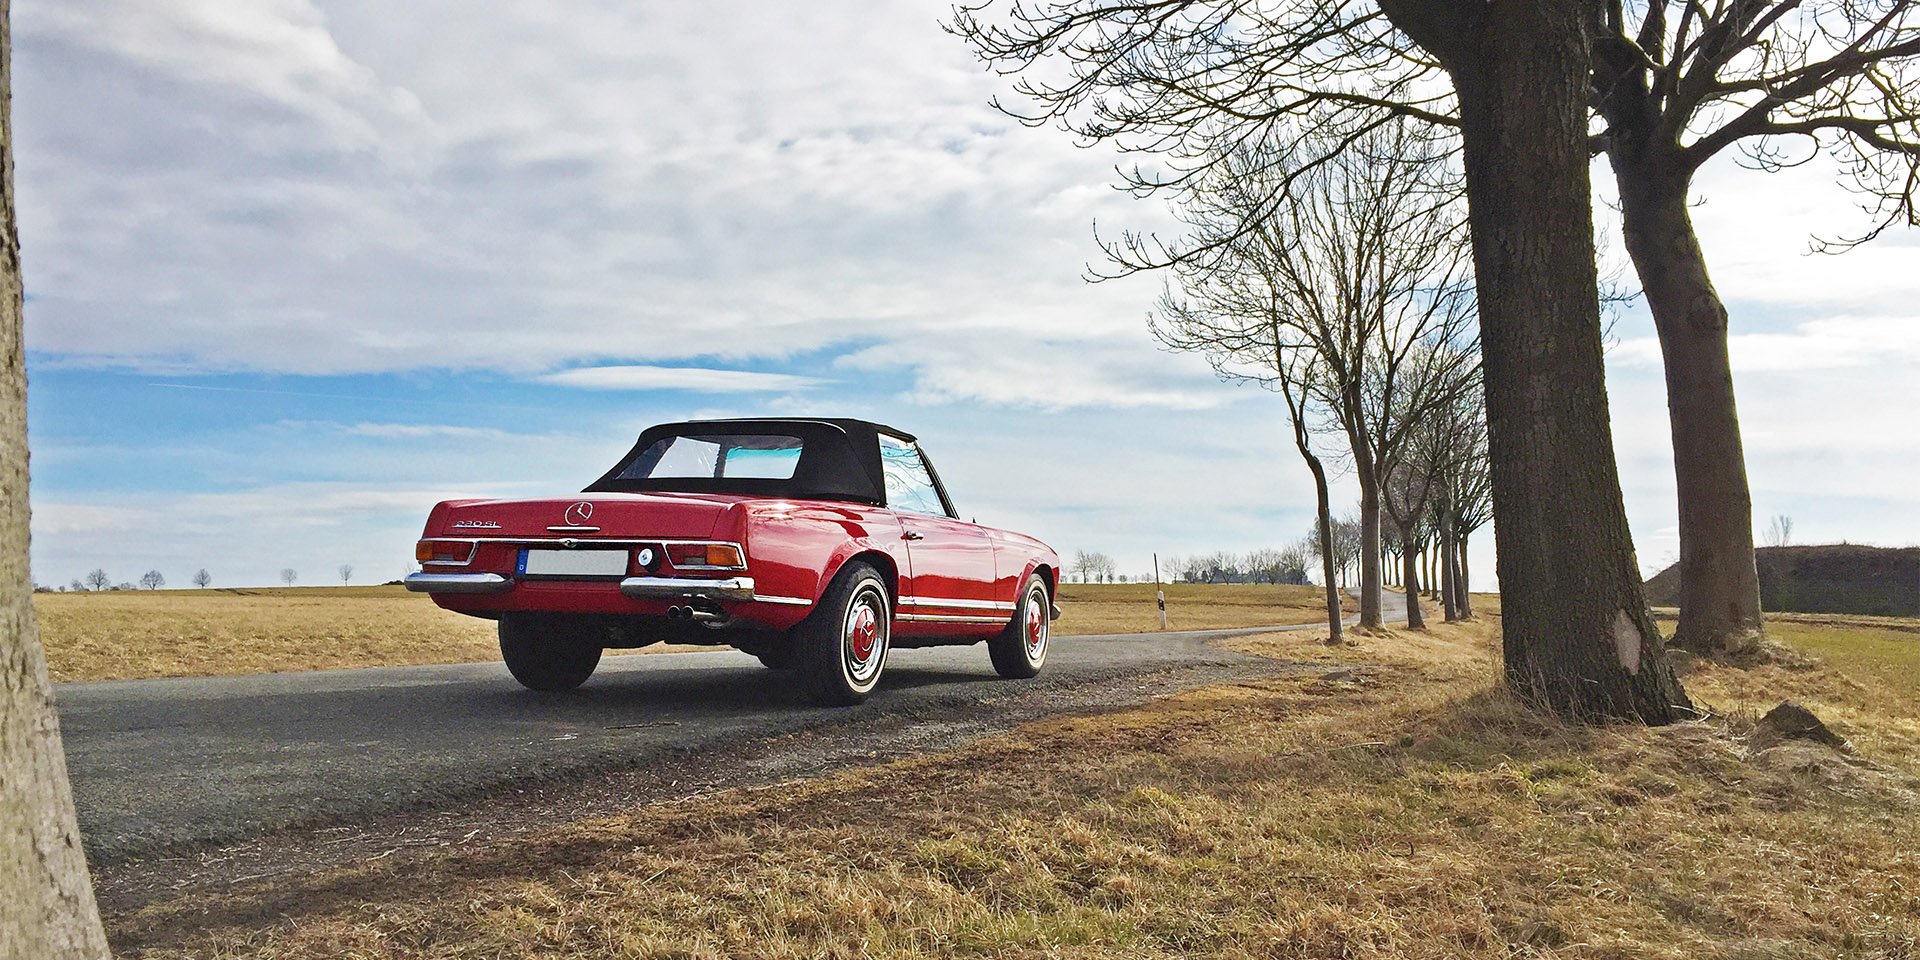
1646,543,1919,617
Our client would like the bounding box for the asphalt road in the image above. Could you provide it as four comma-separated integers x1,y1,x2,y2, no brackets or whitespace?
59,624,1339,867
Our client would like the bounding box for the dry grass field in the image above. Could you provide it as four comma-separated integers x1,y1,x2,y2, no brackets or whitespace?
110,611,1920,958
34,587,501,684
1056,581,1352,635
36,582,1351,684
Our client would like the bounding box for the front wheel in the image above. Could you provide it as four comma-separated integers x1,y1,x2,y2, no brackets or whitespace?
988,575,1050,679
499,614,602,691
792,561,891,706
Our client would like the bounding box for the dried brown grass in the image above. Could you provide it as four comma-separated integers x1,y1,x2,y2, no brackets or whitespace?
1055,582,1354,636
34,587,701,684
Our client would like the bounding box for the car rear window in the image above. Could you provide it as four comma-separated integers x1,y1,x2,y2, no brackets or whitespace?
617,434,804,481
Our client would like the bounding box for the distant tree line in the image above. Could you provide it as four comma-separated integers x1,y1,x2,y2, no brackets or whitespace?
41,563,360,592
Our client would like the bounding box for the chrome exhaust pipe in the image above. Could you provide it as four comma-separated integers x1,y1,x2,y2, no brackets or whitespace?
685,607,724,623
666,605,689,621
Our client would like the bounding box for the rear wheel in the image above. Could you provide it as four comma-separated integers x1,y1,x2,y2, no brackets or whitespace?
989,575,1050,679
793,561,890,706
499,614,602,691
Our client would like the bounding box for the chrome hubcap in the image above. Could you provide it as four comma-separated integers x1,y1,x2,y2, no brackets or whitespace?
842,586,887,687
1024,586,1048,662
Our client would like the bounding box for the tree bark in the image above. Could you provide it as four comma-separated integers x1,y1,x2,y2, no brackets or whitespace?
1399,523,1426,630
1439,507,1460,621
0,0,114,949
1307,457,1344,645
1610,160,1764,657
1355,475,1383,630
1451,537,1466,618
1385,0,1693,722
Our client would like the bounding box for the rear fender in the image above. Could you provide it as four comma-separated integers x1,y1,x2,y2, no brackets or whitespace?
823,541,901,607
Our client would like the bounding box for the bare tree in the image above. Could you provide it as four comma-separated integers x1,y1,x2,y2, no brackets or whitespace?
1382,390,1454,630
1591,0,1920,657
192,568,212,589
0,0,114,946
280,568,298,587
83,569,107,593
1441,395,1492,619
338,564,354,586
1149,120,1475,632
954,0,1693,722
139,570,164,591
1765,515,1794,549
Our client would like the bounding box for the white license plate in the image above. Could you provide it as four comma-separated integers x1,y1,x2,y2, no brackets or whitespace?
519,549,628,577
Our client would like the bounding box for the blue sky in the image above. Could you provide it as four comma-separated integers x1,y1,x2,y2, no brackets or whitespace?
17,1,1920,590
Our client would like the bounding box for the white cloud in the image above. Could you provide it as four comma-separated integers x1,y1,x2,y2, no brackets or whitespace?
336,422,516,441
1611,315,1920,372
18,0,430,154
14,0,1155,404
537,366,826,393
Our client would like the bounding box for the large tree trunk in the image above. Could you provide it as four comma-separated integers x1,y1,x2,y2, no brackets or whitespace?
1394,0,1692,722
0,1,114,949
1399,524,1426,630
1612,162,1764,657
1354,472,1383,630
1453,532,1474,618
1438,508,1460,621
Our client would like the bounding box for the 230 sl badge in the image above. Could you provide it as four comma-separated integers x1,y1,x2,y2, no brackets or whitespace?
451,520,501,529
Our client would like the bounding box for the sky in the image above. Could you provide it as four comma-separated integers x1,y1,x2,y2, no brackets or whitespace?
15,0,1920,591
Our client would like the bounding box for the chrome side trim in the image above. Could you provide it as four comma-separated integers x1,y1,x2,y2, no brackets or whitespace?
404,572,513,594
618,576,756,602
898,595,1017,611
754,594,814,606
898,613,1007,624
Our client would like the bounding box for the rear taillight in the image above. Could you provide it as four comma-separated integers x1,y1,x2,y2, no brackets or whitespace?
416,539,477,565
666,542,745,570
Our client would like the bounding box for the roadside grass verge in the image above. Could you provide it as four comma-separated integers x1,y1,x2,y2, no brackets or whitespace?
39,582,1346,684
110,614,1920,958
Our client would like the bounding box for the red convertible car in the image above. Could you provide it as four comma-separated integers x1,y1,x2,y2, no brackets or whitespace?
406,418,1060,705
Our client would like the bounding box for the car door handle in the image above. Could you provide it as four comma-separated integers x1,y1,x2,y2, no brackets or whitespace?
901,531,924,541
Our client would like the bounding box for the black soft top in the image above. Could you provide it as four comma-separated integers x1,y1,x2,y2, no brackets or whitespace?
585,418,933,509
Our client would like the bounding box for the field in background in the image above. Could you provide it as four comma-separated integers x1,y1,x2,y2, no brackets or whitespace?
36,582,1351,684
112,610,1920,957
35,587,500,684
1055,581,1351,636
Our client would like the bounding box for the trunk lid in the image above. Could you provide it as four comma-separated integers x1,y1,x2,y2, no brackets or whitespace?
431,492,750,541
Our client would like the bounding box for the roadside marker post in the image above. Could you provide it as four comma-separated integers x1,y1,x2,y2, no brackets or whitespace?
1153,553,1168,632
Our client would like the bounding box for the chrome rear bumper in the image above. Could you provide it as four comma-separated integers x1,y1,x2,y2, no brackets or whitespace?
618,576,756,602
405,572,789,606
404,572,514,594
